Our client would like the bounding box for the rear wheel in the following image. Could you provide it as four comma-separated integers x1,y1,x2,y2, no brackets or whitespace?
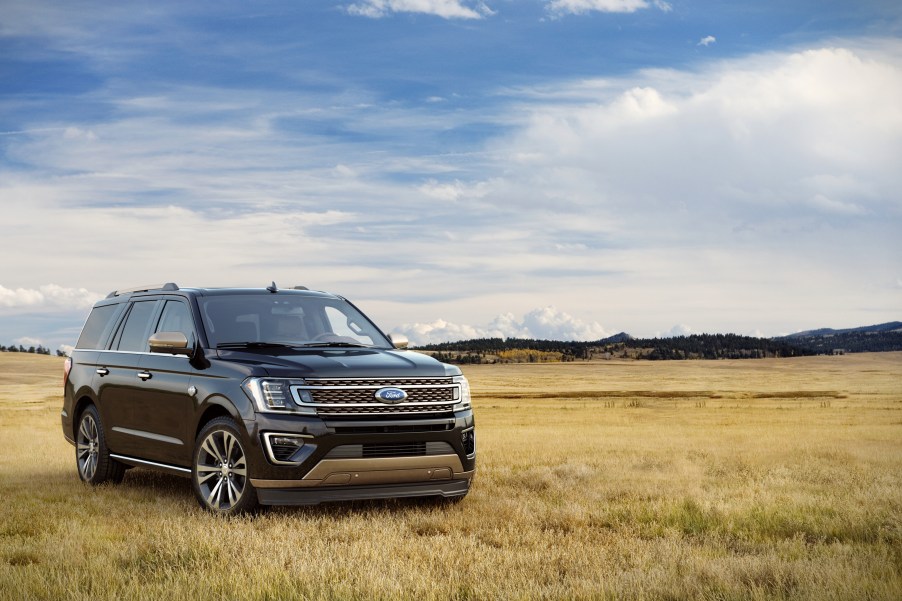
75,405,125,484
192,417,258,514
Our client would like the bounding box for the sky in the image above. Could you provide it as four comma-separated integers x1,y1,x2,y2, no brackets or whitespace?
1,0,901,351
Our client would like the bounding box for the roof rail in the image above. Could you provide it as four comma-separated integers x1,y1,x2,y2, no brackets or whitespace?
293,286,309,290
106,282,180,298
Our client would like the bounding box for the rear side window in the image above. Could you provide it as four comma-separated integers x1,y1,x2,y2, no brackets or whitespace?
75,305,119,350
115,301,159,352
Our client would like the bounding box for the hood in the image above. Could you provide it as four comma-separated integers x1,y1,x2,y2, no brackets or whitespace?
214,347,460,379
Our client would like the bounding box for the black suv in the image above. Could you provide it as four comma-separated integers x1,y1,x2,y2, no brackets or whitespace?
62,283,475,513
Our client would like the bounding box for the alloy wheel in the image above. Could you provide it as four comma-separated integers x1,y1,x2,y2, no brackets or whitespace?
76,413,100,481
195,429,249,511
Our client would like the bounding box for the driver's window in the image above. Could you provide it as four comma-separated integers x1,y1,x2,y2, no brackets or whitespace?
157,301,196,347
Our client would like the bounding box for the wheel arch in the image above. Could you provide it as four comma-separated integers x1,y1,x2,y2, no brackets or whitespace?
72,395,97,439
194,400,241,442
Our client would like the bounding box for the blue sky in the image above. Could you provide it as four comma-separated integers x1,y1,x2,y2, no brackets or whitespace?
1,0,901,350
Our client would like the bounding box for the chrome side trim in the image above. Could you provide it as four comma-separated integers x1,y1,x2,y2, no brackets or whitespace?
111,426,183,446
110,453,191,474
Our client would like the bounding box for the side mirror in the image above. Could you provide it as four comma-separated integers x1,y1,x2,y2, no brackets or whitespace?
388,333,409,349
149,332,191,355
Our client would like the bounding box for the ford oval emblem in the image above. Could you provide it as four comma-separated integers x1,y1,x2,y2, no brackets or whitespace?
375,387,408,404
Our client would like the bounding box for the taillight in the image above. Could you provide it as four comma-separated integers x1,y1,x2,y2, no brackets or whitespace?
63,357,72,388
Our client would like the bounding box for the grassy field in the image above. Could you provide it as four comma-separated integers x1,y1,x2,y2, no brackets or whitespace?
1,352,900,600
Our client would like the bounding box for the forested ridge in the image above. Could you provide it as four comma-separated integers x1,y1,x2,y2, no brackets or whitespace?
417,327,902,363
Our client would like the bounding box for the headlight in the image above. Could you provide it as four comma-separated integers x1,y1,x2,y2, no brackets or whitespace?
241,378,316,415
453,375,471,410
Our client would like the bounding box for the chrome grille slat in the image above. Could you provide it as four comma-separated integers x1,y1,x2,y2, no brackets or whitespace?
305,378,452,387
291,377,458,417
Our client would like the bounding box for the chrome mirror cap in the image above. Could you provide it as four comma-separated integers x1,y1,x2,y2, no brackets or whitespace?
387,333,409,349
149,331,191,355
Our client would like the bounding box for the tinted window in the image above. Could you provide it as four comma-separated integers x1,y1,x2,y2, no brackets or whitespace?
75,305,119,349
156,301,196,347
200,294,390,348
116,301,158,352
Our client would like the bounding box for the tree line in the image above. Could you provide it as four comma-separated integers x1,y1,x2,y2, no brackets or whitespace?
417,330,902,363
0,344,65,357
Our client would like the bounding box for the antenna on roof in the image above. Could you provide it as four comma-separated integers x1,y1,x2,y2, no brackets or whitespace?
266,281,278,293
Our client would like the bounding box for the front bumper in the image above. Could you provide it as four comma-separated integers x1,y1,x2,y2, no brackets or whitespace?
242,409,476,504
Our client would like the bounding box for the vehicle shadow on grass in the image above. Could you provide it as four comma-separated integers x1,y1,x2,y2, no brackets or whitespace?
265,495,460,519
34,467,461,516
119,468,195,503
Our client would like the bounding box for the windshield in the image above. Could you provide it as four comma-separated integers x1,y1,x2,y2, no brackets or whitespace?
199,294,392,349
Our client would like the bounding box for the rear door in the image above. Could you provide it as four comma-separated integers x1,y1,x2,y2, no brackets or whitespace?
97,299,160,458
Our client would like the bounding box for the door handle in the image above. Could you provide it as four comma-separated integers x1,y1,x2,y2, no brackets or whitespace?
138,371,152,381
96,368,109,376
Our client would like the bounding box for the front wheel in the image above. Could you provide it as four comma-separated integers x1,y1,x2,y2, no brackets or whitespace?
192,417,258,514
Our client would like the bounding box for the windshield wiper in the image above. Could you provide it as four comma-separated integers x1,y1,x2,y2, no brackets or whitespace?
295,342,373,348
216,342,296,349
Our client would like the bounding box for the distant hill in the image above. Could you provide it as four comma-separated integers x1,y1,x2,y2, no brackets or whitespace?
415,321,902,363
780,321,902,338
775,321,902,354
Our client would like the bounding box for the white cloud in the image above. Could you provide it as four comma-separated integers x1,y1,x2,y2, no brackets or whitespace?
547,0,669,17
13,336,43,347
664,324,693,337
399,306,608,345
418,179,490,202
58,344,74,356
698,35,716,47
1,40,900,341
0,285,101,311
346,0,494,19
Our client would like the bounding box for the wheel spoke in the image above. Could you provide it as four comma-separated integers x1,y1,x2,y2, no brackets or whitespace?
197,471,218,485
207,478,224,507
79,418,91,441
225,433,236,463
231,467,247,477
227,478,238,506
202,437,225,465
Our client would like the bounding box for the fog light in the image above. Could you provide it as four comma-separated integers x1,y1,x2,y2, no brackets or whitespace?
263,433,308,464
461,428,476,456
270,436,302,447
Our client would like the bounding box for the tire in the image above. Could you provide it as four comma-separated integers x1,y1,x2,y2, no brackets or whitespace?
75,405,125,485
192,417,258,514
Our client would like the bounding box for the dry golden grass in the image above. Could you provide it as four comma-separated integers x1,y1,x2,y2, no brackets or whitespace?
1,352,900,600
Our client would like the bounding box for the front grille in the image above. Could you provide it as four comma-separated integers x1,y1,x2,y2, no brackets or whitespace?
306,378,452,387
309,387,453,404
293,377,458,417
326,441,453,459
